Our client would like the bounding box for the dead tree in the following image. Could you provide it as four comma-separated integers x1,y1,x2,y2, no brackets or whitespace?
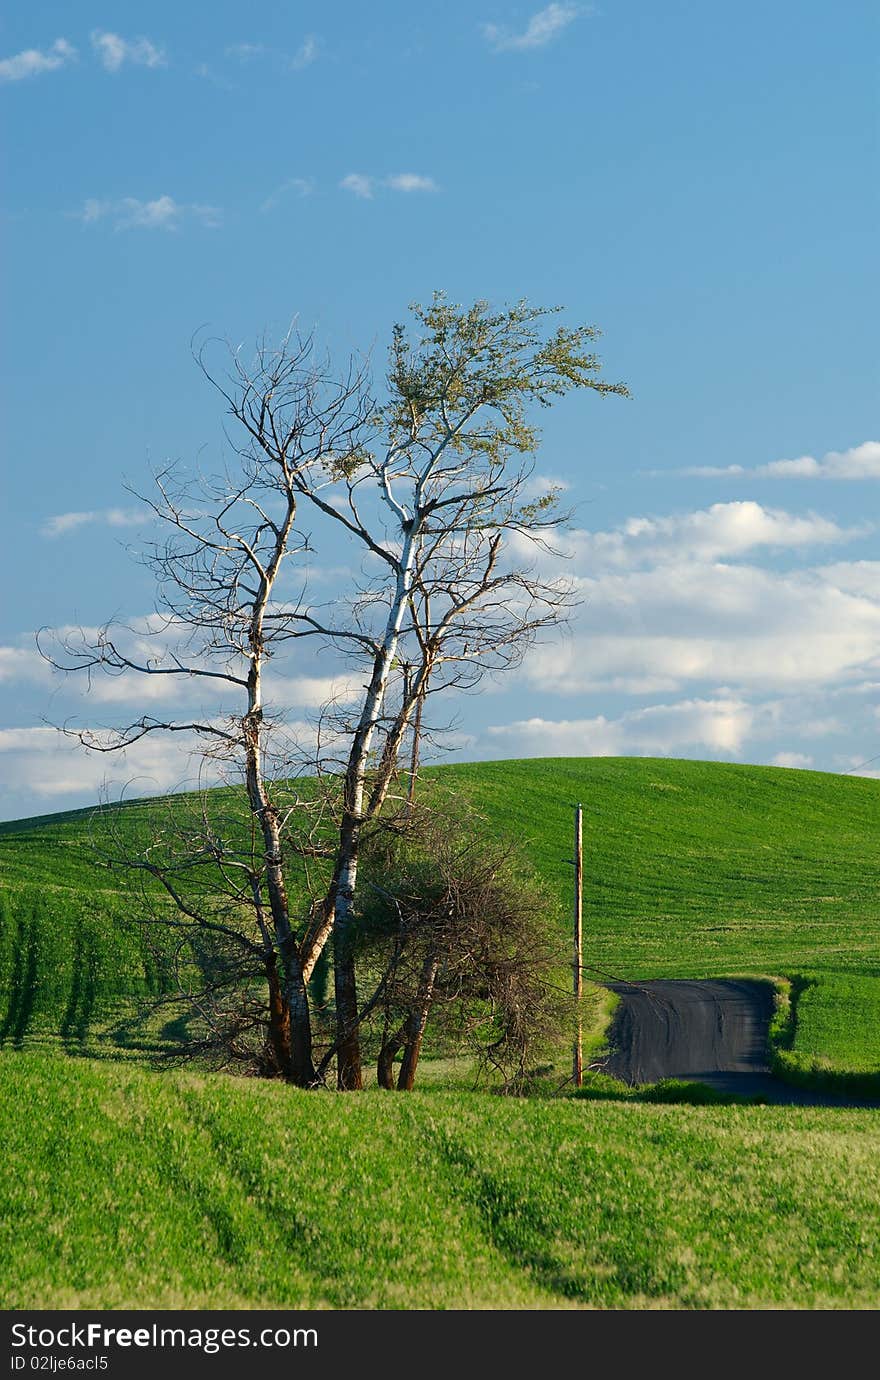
39,331,373,1087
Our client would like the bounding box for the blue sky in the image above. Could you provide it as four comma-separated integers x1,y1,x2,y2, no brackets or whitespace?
1,1,877,818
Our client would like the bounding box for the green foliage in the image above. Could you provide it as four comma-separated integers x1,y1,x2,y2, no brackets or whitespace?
385,292,629,469
573,1073,761,1105
357,813,570,1086
3,1052,880,1310
637,1079,759,1106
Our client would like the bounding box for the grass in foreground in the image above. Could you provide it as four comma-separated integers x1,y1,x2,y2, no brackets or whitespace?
2,1051,880,1311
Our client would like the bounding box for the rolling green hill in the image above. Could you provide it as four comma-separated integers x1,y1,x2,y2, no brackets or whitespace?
1,758,879,1076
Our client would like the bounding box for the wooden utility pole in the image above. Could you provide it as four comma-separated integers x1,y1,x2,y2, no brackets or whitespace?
573,802,583,1087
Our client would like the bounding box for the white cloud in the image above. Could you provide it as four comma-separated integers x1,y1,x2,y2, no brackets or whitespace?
0,714,350,808
340,173,439,199
0,647,52,685
523,561,880,695
664,441,880,482
291,35,320,70
539,501,863,573
485,694,847,765
6,618,362,716
488,695,756,758
73,196,221,231
83,675,204,707
120,196,179,229
340,173,374,199
265,674,363,710
91,31,166,72
78,199,108,225
666,464,746,478
772,752,814,769
816,561,880,600
224,37,319,70
522,473,571,499
759,456,823,479
507,500,880,701
384,173,438,193
0,37,76,83
495,496,880,768
260,177,315,213
41,508,145,538
0,726,207,802
188,203,223,229
484,3,582,52
760,442,880,480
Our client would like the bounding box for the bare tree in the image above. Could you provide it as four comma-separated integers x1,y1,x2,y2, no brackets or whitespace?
41,293,627,1091
39,332,373,1087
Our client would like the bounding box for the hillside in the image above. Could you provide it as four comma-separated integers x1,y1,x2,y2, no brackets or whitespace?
3,1051,880,1311
2,758,880,1075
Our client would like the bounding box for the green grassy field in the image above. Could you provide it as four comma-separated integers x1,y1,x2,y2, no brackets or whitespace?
3,759,880,1311
2,758,879,1074
442,758,880,1080
441,757,880,978
2,1052,879,1311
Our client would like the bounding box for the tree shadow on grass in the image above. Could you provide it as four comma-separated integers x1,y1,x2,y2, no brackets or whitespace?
60,923,98,1049
0,913,39,1047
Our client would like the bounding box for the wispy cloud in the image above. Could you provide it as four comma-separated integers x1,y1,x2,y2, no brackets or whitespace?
340,173,375,199
73,196,221,231
655,441,880,482
522,473,571,500
340,172,439,199
194,62,235,91
266,673,363,710
42,508,145,538
260,177,315,213
291,35,320,70
224,36,320,70
484,3,582,53
91,31,166,72
0,37,76,83
384,173,438,193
